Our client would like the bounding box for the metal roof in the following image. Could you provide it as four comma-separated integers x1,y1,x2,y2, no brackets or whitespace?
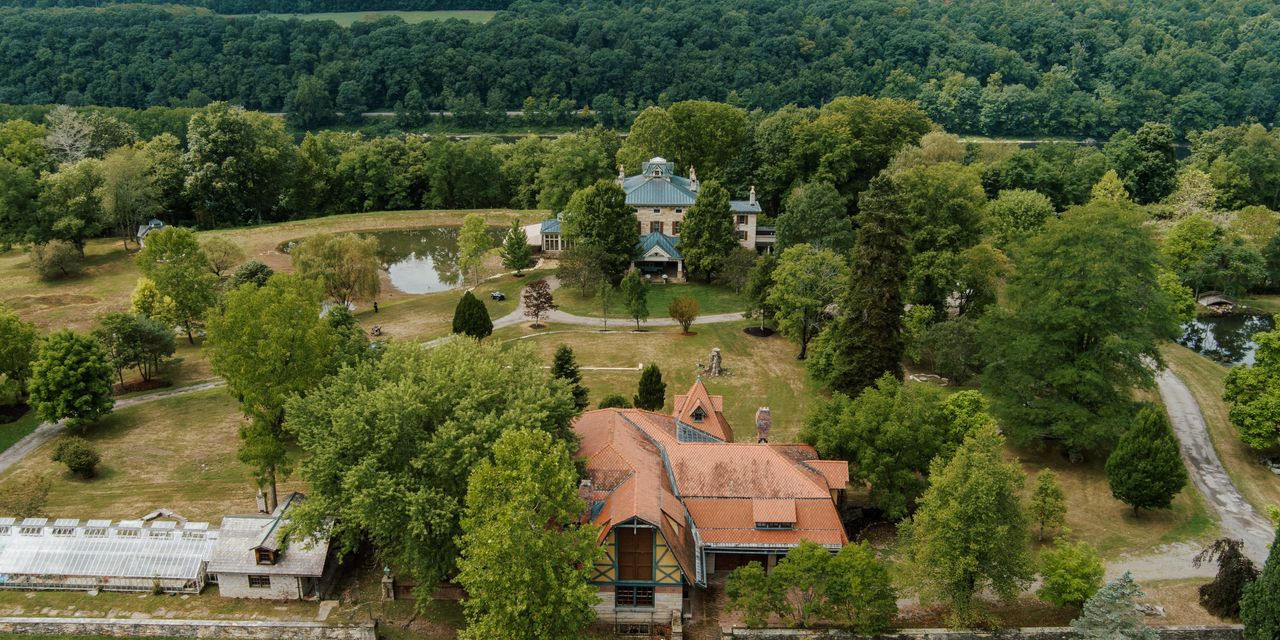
0,519,214,581
638,233,681,260
730,200,761,213
623,174,698,207
540,218,562,234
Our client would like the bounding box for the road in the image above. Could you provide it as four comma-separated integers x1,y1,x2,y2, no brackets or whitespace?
0,380,225,476
492,276,746,330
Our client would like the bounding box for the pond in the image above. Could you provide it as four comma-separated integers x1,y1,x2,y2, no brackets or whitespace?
282,227,505,295
1177,314,1275,366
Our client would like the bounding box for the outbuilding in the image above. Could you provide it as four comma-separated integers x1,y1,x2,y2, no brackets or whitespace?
206,493,334,600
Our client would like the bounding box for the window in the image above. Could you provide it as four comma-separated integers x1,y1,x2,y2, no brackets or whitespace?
616,586,655,608
649,221,663,233
148,530,172,539
652,208,661,214
672,222,681,235
84,528,107,538
207,573,218,584
755,522,794,530
616,528,654,582
691,407,706,423
182,531,206,540
19,527,41,536
675,208,683,214
0,527,9,535
736,214,748,225
52,527,75,537
248,575,272,589
117,529,139,538
257,549,276,565
737,230,748,241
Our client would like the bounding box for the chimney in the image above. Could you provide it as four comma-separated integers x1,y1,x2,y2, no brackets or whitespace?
689,165,699,192
615,165,625,187
749,185,757,206
578,478,594,503
755,407,772,443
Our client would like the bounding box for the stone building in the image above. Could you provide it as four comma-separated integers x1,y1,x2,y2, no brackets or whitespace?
207,493,334,600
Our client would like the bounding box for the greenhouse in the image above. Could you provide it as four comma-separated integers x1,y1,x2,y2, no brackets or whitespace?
0,517,216,594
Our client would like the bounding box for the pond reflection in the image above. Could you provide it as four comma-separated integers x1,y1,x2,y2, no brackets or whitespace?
283,227,505,295
1177,314,1275,366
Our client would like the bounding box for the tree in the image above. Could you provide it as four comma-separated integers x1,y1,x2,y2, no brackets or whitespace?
183,102,294,227
455,428,600,640
1071,572,1158,640
0,158,39,249
51,436,100,479
668,100,749,180
1105,122,1178,204
801,376,983,519
1029,470,1067,542
716,247,758,293
97,146,160,249
230,260,273,289
535,128,617,212
826,541,898,633
984,189,1054,248
205,274,338,512
500,219,532,276
616,106,676,173
1163,214,1220,288
129,276,179,327
556,245,608,297
284,75,334,130
1037,539,1105,607
792,96,932,203
767,244,848,359
980,203,1179,454
902,422,1033,625
1225,330,1280,450
679,180,736,281
1194,538,1259,620
451,291,493,340
743,254,778,331
136,226,218,344
561,180,638,282
634,364,665,411
669,296,699,334
770,541,840,627
27,330,115,430
596,394,631,409
35,157,104,255
1241,528,1280,640
818,175,909,396
457,213,492,285
291,233,381,305
619,268,649,329
551,345,589,411
1167,167,1219,219
283,339,578,600
42,106,91,164
335,81,366,125
725,561,783,628
1090,169,1131,203
29,240,83,280
522,279,555,328
775,180,853,253
93,312,174,385
0,304,40,403
201,237,244,279
1105,404,1188,513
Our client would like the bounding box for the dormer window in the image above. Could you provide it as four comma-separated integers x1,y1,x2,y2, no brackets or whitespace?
256,549,277,565
691,407,706,423
755,521,794,530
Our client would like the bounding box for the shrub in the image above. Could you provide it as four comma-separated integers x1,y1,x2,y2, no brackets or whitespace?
596,394,631,409
1194,538,1259,620
30,240,84,280
1038,538,1106,607
668,295,699,333
52,436,101,479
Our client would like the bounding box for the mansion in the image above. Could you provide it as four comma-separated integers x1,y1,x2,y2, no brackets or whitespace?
575,379,849,632
525,158,774,279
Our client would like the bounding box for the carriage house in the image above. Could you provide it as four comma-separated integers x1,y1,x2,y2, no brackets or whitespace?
526,158,773,280
574,379,849,632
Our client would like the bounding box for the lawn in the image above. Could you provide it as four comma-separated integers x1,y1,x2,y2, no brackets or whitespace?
0,409,39,454
1162,342,1280,513
552,280,747,320
361,267,550,342
227,10,496,25
0,388,302,523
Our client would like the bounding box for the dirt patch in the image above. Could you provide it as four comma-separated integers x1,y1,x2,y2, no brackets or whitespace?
4,293,99,310
113,378,172,396
0,403,29,424
743,326,775,337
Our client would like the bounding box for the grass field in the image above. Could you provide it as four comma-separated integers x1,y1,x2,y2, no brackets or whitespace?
1162,342,1280,513
552,280,747,320
0,410,39,454
228,10,496,25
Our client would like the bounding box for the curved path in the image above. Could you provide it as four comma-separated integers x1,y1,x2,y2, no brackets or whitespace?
0,380,225,476
492,276,747,330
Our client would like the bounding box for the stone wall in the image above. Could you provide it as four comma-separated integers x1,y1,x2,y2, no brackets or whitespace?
0,617,376,639
215,572,304,600
723,625,1244,640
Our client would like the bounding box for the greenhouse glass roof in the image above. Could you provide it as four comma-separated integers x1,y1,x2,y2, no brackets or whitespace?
0,519,215,581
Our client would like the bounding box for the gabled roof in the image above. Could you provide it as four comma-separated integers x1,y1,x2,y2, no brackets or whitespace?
207,492,329,577
672,378,732,442
638,232,681,260
623,157,698,207
730,200,761,213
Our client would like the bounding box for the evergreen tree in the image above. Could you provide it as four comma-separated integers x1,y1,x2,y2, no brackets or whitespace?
500,219,532,276
551,345,589,411
1105,405,1188,513
819,175,909,396
1029,469,1067,542
1071,572,1158,640
1091,169,1131,203
619,268,649,330
1193,538,1259,620
1241,528,1280,639
451,291,493,340
634,364,666,411
679,180,737,281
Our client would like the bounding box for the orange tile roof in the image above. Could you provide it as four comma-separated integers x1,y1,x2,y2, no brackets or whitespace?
751,498,797,524
805,460,850,490
673,379,734,442
685,498,847,547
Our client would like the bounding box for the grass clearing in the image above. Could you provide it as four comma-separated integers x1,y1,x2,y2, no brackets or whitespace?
1162,343,1280,513
0,410,39,454
0,388,301,522
227,10,495,25
553,280,747,319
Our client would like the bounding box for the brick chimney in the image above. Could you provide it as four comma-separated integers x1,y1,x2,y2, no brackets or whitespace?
749,185,757,206
615,165,625,187
755,407,772,443
689,165,699,192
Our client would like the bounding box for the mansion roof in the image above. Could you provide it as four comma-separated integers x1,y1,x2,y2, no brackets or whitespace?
623,157,761,213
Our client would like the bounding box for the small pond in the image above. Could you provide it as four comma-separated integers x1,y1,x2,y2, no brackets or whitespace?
283,227,505,295
1177,314,1275,366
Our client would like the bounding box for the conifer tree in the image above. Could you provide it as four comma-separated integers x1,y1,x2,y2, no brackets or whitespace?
1029,469,1067,542
1193,538,1258,620
1071,572,1157,640
551,345,589,410
451,291,493,339
634,364,666,411
820,174,909,396
500,219,532,276
1105,405,1188,513
1241,528,1280,639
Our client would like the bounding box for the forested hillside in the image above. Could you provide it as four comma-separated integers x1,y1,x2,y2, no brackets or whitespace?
0,0,507,11
0,0,1277,137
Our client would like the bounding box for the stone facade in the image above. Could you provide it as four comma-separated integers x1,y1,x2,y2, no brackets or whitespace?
723,625,1244,640
215,572,312,600
0,617,375,639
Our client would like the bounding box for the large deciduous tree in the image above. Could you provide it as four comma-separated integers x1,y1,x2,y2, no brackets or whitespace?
35,157,104,255
561,179,638,282
1105,404,1188,513
775,180,853,253
679,180,737,281
984,189,1055,248
97,146,160,250
205,274,338,511
0,304,40,403
1105,122,1179,204
902,422,1033,625
290,232,381,305
183,102,295,227
135,226,218,344
616,106,676,173
456,428,600,640
457,213,492,285
27,330,115,430
92,312,175,385
283,339,578,599
767,244,847,359
980,203,1180,455
1225,330,1280,450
